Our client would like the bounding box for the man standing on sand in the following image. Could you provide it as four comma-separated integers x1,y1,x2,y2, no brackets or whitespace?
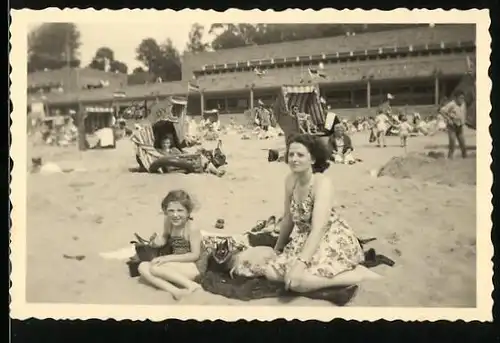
440,90,468,159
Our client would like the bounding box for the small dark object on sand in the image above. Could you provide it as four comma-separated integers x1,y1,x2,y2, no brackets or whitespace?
427,151,445,159
215,219,225,229
63,254,86,261
268,149,280,162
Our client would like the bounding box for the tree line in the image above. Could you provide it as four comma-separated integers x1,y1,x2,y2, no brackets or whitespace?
28,23,425,85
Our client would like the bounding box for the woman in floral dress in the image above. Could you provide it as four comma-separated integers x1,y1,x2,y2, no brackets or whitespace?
265,134,380,293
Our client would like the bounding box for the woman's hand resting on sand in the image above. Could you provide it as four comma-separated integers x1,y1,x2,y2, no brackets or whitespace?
284,261,307,291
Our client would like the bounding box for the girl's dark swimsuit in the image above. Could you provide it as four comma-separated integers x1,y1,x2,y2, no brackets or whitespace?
166,235,208,273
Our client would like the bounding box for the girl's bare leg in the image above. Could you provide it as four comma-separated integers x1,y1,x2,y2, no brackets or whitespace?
289,265,382,293
138,262,185,299
150,263,201,295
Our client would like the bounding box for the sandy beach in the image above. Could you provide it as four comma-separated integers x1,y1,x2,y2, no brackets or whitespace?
26,127,477,307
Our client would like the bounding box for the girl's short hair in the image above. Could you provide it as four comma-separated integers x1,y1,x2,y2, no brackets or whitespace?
161,189,195,214
285,133,330,173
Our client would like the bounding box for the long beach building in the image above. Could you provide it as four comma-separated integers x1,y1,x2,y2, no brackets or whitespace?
28,24,475,118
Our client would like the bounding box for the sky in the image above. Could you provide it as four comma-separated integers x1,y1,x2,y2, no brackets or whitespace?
76,23,215,70
29,22,215,71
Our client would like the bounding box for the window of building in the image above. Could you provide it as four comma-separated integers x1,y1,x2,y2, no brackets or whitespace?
226,97,249,111
324,90,352,108
206,98,225,111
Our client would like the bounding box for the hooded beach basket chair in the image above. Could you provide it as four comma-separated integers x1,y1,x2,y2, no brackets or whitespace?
273,84,327,141
130,96,204,174
202,109,220,123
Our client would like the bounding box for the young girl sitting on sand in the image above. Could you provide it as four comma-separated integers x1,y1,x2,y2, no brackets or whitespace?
138,190,206,300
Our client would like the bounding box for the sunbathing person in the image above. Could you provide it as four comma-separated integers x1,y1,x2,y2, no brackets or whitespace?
160,135,182,155
199,149,226,177
264,134,380,294
329,124,355,164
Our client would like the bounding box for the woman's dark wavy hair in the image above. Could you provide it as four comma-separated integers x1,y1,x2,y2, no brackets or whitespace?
285,133,330,173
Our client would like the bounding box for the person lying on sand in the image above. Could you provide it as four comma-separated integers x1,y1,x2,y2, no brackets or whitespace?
264,134,381,294
200,152,226,177
138,190,205,300
329,124,356,164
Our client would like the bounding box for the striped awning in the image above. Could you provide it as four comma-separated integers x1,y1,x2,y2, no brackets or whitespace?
147,97,188,143
85,106,114,113
281,85,319,94
274,84,326,139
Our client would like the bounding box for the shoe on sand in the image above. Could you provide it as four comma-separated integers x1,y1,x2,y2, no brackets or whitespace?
215,219,225,229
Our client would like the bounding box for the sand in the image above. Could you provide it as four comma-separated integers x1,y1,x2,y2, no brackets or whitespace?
26,128,477,307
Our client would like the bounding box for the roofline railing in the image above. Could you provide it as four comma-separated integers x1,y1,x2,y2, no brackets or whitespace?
194,40,475,75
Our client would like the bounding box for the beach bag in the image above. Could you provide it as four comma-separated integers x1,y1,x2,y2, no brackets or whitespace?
127,233,171,278
212,140,227,168
130,233,168,262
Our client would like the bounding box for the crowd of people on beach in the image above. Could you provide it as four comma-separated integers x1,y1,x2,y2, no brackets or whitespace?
29,81,471,304
126,87,471,303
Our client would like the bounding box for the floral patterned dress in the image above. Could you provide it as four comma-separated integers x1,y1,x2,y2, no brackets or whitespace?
268,178,365,278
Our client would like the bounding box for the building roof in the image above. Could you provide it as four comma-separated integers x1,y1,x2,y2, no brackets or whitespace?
28,67,127,88
31,54,471,106
196,55,471,92
29,80,188,105
183,24,475,74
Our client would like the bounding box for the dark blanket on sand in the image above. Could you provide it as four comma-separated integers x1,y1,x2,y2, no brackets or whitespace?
195,232,395,305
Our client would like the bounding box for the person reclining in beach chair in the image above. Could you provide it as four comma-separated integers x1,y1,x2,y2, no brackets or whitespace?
291,105,315,134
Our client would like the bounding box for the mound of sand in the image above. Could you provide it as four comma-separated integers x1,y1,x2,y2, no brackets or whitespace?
377,152,476,186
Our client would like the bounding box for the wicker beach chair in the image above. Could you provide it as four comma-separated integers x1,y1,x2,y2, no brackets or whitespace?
130,124,203,174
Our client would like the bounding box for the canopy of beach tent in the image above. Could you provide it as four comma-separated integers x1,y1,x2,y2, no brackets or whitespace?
273,84,326,140
147,96,188,144
203,109,220,123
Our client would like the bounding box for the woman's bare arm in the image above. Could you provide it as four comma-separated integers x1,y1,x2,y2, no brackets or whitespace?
274,174,295,251
299,175,332,261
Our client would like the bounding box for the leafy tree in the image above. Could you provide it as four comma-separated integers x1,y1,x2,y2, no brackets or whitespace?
132,66,145,74
136,38,164,72
88,46,128,74
185,23,210,53
135,38,181,81
88,47,114,70
110,60,128,74
28,23,81,72
209,23,427,50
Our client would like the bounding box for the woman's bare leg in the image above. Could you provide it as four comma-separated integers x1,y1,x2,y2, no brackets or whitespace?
138,262,185,299
264,265,284,282
290,266,382,293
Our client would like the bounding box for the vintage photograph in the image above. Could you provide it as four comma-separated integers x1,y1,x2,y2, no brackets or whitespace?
10,9,492,322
